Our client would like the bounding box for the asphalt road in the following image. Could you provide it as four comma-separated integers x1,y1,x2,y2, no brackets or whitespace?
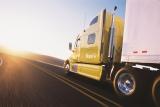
0,55,154,107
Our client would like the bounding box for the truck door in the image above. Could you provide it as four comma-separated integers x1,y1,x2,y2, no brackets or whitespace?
79,10,105,64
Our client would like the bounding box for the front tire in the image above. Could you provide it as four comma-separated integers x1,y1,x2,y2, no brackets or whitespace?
152,76,160,107
113,67,144,100
64,60,71,75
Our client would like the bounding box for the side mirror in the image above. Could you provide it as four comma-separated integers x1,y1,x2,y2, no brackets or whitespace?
114,6,117,11
69,42,72,51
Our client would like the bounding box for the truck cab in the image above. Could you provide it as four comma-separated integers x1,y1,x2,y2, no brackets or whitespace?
65,9,124,80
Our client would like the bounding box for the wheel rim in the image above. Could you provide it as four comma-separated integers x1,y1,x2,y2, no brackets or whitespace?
117,73,136,95
65,64,69,71
153,79,160,106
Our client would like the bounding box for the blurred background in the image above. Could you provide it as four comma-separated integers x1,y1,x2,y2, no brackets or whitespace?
0,0,126,59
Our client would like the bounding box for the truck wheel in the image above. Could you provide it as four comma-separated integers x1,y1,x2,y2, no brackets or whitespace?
64,61,71,75
113,67,143,100
152,76,160,107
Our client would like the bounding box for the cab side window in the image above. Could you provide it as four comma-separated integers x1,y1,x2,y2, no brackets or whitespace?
89,16,98,26
88,33,96,44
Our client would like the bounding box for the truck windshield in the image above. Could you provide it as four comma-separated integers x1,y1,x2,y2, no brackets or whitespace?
89,16,98,26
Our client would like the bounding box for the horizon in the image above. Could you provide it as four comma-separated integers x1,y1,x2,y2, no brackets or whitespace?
0,0,126,59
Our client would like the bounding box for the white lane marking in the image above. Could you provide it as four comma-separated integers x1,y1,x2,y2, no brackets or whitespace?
32,59,63,68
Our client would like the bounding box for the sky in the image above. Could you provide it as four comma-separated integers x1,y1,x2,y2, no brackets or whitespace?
0,0,126,59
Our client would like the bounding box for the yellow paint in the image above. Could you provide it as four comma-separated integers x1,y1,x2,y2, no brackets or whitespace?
101,12,124,63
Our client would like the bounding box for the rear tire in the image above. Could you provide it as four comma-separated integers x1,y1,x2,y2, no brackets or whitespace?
113,67,145,100
152,76,160,107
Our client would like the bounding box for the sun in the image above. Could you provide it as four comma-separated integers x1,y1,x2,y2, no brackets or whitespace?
0,34,34,56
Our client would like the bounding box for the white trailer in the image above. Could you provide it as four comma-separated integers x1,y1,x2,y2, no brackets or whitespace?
116,0,160,106
122,0,160,64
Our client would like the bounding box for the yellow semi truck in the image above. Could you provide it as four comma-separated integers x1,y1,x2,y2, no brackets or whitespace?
64,0,160,106
65,7,124,80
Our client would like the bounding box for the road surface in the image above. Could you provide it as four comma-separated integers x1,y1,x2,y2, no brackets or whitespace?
0,55,153,107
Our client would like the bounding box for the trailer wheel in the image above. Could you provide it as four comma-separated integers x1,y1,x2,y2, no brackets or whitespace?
152,76,160,107
113,67,143,100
